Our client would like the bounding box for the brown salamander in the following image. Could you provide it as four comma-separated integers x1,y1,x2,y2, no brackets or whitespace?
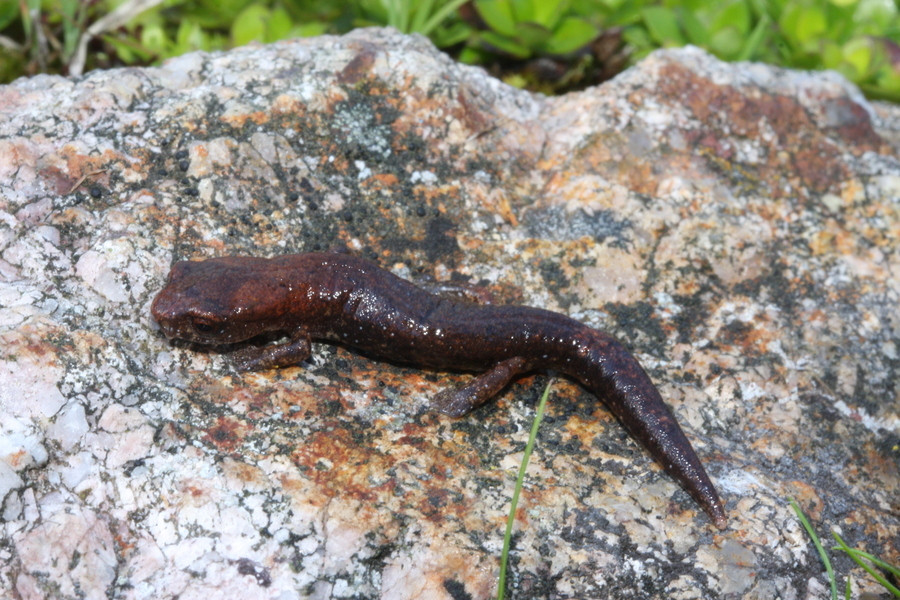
151,252,727,529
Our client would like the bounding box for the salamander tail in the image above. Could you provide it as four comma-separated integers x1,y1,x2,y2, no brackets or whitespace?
575,330,727,529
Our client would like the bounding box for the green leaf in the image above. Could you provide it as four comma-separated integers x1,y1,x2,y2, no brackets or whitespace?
479,29,531,58
841,37,874,80
736,12,771,61
232,4,269,46
532,0,567,30
169,20,209,58
141,23,169,55
875,66,900,93
622,23,655,52
854,0,897,33
712,0,751,36
515,21,551,48
679,8,710,47
173,20,207,56
509,0,534,23
387,0,410,32
410,0,436,32
419,0,472,36
828,0,858,7
0,1,19,32
102,33,155,64
266,6,294,42
778,2,802,44
290,22,329,38
502,72,528,88
195,0,257,28
606,1,647,26
821,40,843,68
641,6,685,46
458,45,490,64
794,6,827,45
429,20,473,47
542,17,597,54
474,0,517,37
710,26,745,59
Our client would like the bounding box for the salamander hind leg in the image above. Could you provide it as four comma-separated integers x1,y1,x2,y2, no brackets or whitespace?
233,330,312,371
432,357,527,417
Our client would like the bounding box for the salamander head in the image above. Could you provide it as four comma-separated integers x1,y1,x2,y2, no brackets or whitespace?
151,257,289,344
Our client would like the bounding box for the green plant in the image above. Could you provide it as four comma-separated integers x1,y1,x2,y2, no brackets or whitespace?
613,0,771,62
104,0,337,68
790,498,900,599
790,498,841,600
775,0,896,79
467,0,598,59
0,0,93,80
833,530,900,598
496,379,553,600
354,0,473,47
614,0,900,102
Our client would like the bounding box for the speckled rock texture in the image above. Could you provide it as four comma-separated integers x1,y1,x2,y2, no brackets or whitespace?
1,28,898,600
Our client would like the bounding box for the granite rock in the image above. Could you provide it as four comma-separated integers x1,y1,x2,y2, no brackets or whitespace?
0,28,898,599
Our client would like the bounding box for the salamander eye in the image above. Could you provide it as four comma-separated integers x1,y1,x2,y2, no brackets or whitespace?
191,317,218,334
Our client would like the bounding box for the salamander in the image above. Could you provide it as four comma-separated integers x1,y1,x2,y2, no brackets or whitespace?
150,252,727,529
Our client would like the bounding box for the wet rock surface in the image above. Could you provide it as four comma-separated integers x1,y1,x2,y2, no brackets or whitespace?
0,28,898,599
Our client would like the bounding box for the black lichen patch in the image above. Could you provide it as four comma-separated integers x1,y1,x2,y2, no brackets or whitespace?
236,558,272,587
604,301,668,353
443,579,473,600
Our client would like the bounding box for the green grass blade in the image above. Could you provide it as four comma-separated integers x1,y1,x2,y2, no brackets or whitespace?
397,0,412,33
410,0,436,33
737,12,771,62
497,379,553,600
420,0,471,36
789,498,837,600
846,549,900,579
831,532,900,598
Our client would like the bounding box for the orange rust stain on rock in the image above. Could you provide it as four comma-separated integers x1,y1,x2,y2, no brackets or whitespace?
5,449,31,470
221,457,269,488
49,147,121,195
203,415,249,452
621,160,657,196
808,225,855,256
221,111,269,128
721,320,774,355
271,94,307,116
112,528,136,556
290,428,389,502
173,478,221,510
805,308,827,324
656,62,882,196
789,481,824,519
362,173,399,189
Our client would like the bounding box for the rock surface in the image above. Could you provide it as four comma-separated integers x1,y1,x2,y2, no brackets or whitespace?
1,28,898,599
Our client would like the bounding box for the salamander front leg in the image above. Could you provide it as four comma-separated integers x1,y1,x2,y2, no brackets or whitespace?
432,357,528,417
233,330,312,371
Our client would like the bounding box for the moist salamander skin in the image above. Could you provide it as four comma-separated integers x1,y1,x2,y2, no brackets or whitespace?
151,252,727,529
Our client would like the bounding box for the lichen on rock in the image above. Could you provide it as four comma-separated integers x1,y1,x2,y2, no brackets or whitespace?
0,28,897,600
